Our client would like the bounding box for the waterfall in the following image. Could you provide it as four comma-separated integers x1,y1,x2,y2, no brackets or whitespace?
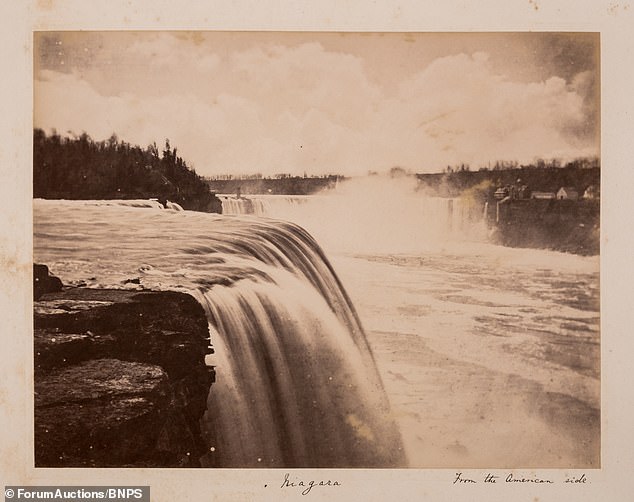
218,196,256,215
219,190,486,253
219,194,311,217
197,267,403,467
33,200,406,468
187,218,404,466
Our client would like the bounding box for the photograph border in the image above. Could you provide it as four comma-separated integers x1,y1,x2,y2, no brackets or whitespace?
3,1,633,501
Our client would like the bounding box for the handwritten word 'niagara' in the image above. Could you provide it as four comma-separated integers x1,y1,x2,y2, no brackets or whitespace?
453,472,587,485
281,472,341,495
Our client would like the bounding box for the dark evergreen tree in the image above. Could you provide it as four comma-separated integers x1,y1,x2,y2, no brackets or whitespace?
33,129,221,213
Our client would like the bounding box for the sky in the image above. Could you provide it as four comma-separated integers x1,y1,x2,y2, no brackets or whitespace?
34,32,599,177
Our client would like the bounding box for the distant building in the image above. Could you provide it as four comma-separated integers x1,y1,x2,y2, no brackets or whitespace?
556,187,579,200
494,187,509,200
583,185,599,199
530,191,556,200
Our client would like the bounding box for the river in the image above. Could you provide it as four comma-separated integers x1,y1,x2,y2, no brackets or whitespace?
33,179,599,468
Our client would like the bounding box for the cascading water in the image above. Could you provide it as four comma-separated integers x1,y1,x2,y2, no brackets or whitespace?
218,178,488,254
196,267,400,467
33,199,405,468
219,194,311,217
33,183,600,469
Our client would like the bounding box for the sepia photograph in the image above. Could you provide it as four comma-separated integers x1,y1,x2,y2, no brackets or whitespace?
31,31,601,471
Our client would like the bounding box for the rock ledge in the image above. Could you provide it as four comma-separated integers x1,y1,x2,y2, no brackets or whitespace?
34,286,214,467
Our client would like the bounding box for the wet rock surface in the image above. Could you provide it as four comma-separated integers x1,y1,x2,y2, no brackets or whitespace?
34,286,215,467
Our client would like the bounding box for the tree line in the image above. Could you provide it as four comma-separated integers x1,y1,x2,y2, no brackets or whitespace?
440,156,600,173
417,162,600,199
33,129,221,212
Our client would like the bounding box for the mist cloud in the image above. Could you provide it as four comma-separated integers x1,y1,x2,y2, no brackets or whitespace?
34,37,598,176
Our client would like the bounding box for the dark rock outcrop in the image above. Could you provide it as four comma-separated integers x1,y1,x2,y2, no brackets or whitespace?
34,287,215,467
34,263,63,300
489,199,600,255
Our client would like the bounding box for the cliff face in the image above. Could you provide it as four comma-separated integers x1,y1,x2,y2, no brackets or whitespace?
488,199,600,255
34,285,215,467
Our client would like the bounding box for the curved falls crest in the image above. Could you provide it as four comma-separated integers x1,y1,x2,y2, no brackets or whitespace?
33,200,406,468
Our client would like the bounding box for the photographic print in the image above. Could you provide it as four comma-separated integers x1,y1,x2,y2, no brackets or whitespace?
32,31,600,471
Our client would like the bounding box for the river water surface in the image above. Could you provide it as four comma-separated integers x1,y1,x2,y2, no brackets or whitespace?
33,185,599,468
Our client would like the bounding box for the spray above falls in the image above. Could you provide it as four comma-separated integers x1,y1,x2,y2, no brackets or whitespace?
219,176,488,254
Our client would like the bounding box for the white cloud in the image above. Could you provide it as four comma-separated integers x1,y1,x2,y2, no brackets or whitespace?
127,33,221,74
34,42,597,177
385,53,592,168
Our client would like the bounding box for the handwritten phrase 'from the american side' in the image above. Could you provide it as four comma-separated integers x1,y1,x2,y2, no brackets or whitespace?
453,472,588,486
